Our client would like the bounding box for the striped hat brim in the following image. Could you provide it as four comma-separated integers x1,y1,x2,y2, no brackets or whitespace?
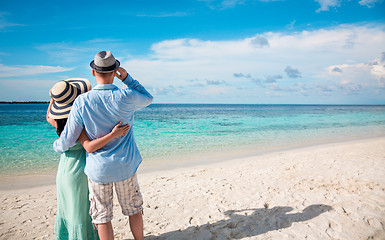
48,101,72,119
65,78,92,94
49,78,92,119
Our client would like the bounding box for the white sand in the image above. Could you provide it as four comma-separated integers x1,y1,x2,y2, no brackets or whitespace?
1,137,384,239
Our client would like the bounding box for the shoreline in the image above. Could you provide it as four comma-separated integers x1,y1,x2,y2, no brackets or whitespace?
1,136,384,239
1,135,384,190
2,102,385,105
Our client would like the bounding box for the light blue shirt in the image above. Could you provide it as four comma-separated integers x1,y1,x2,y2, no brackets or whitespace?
53,74,153,183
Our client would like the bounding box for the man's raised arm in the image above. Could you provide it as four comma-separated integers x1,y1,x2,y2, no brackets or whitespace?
53,100,84,153
116,67,153,110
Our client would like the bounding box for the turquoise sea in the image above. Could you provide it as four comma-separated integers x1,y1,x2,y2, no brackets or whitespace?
0,104,385,176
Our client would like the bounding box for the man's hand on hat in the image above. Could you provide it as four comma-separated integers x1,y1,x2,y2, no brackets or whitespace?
115,67,128,81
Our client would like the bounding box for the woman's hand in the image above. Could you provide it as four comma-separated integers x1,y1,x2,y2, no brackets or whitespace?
79,122,129,153
111,121,130,138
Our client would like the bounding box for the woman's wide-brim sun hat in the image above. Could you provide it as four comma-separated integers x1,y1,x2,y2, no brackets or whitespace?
90,50,120,73
49,78,92,119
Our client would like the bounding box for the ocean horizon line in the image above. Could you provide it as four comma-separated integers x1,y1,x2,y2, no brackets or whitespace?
1,101,385,106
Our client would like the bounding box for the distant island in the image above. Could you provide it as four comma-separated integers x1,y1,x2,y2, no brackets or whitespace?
0,101,49,104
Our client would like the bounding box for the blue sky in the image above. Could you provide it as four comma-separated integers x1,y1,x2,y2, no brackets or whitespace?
0,0,384,104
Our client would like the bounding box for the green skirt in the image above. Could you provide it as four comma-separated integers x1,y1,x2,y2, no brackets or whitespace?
55,142,99,240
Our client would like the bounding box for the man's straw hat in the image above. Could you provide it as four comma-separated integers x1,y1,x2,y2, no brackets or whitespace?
90,50,120,73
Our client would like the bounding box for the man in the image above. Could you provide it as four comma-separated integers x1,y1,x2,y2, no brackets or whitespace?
53,51,153,240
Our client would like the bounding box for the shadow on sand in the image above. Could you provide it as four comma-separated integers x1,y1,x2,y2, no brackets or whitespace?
142,204,332,240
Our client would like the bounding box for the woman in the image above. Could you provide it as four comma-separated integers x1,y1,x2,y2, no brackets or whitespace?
46,78,129,240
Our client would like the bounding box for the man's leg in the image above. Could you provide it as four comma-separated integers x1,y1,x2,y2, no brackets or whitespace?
129,212,143,240
115,174,144,240
97,221,114,240
88,179,114,240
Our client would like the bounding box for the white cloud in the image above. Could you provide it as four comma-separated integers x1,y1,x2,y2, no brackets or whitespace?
325,54,385,95
199,0,383,12
286,20,296,30
206,79,227,85
0,64,74,78
234,73,251,78
332,67,342,72
264,75,282,83
221,0,246,8
0,12,25,30
250,35,269,48
358,0,383,8
198,0,246,9
315,0,383,12
314,0,340,12
136,12,190,17
285,66,301,78
122,24,385,103
36,39,129,65
199,0,284,9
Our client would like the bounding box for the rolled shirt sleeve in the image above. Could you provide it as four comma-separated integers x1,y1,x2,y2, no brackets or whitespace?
122,73,153,110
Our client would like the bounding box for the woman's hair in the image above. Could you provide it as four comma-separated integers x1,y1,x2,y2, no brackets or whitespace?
55,118,68,137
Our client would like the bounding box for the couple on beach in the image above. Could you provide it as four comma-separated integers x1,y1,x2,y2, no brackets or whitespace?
46,51,153,240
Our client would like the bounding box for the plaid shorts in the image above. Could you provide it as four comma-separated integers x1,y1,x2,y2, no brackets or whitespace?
88,173,143,224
